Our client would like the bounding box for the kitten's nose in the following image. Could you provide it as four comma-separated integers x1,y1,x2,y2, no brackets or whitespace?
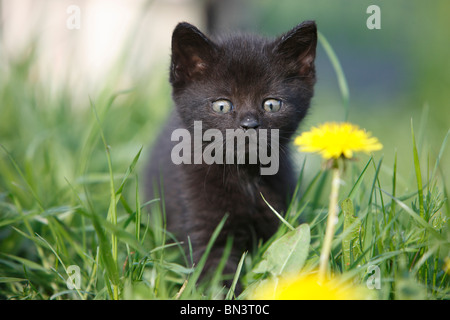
240,117,260,130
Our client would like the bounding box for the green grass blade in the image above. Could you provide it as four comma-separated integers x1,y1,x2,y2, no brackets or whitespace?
226,251,247,300
347,156,372,200
260,192,294,231
381,189,443,240
431,129,450,182
90,97,120,299
318,31,350,121
0,145,44,210
34,233,84,299
0,277,28,283
135,176,142,242
115,146,143,197
411,119,425,219
368,156,383,207
180,214,228,299
390,150,398,222
0,252,48,272
88,208,120,297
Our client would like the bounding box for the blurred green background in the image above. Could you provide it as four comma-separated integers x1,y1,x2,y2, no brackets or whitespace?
225,0,450,185
0,0,449,200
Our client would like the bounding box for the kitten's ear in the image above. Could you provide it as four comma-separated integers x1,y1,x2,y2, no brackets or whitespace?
170,22,217,85
273,21,317,77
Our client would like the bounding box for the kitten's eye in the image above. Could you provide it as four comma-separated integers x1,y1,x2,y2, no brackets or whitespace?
263,99,282,113
211,99,233,114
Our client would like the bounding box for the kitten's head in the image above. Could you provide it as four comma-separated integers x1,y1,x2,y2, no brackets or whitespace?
170,21,317,142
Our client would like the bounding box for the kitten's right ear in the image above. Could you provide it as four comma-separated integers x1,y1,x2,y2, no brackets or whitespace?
170,22,217,85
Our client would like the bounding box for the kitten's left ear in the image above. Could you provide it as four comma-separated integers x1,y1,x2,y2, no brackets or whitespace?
273,21,317,77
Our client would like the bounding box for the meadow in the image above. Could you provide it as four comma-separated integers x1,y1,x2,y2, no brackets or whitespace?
0,1,449,300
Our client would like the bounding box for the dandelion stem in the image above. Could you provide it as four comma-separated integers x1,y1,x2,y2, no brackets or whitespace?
319,165,341,282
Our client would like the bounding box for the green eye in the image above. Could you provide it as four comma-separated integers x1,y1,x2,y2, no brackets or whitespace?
212,99,233,114
263,98,282,113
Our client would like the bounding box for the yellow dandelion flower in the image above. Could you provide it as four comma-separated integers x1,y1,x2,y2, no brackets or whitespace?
250,273,368,300
294,122,383,159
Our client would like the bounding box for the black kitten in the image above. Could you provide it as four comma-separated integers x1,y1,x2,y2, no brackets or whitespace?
145,21,317,286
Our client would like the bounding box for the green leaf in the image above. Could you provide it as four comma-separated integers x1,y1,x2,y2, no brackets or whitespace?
253,224,310,276
341,198,362,270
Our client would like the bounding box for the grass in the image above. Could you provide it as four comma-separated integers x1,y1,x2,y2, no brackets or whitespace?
0,32,449,300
